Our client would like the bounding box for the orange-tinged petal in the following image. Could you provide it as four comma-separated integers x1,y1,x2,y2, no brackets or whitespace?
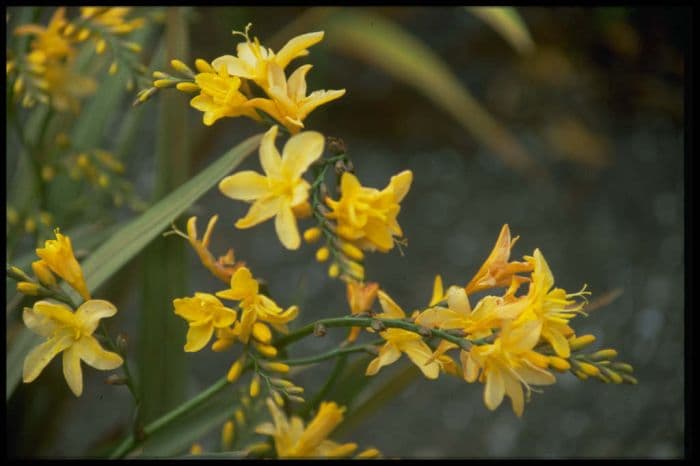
365,343,401,376
376,290,405,318
219,171,269,201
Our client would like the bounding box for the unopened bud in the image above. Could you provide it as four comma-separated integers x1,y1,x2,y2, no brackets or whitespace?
234,408,245,426
31,260,56,287
175,82,199,93
303,227,322,243
108,61,118,75
77,28,91,41
548,356,571,371
568,334,596,351
573,370,589,380
272,390,284,407
590,349,618,361
17,281,40,295
340,242,364,261
227,357,245,382
287,395,305,403
195,58,213,73
285,386,304,394
253,342,278,358
577,361,600,377
315,247,330,263
221,420,235,450
170,59,194,77
357,448,381,458
601,367,624,384
252,322,272,344
153,79,175,88
95,38,106,54
249,374,261,398
189,443,203,455
8,266,30,281
246,442,271,456
620,374,638,384
261,362,289,374
328,263,340,278
611,362,634,373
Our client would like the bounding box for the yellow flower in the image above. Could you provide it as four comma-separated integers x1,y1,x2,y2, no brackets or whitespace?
255,398,358,458
14,8,74,63
80,7,145,35
212,28,324,90
248,63,346,134
215,267,298,344
36,229,91,301
23,299,124,396
366,291,440,379
219,125,324,250
465,224,533,295
189,60,260,126
185,215,242,283
37,62,97,113
502,249,589,358
325,170,412,253
173,293,237,352
462,319,555,417
345,281,379,343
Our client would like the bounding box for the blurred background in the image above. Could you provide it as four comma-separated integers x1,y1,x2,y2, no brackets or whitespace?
6,6,686,458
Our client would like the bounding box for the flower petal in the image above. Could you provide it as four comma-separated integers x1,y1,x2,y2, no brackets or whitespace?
484,367,506,410
376,290,405,319
211,54,254,78
281,131,324,180
74,299,117,334
23,334,74,383
388,170,413,202
365,343,401,376
75,335,123,370
287,64,312,102
275,31,324,69
235,196,281,229
447,286,471,316
23,306,57,337
504,371,525,417
260,125,282,178
219,171,269,201
429,275,444,307
184,321,214,352
275,203,301,250
401,340,440,379
62,345,84,396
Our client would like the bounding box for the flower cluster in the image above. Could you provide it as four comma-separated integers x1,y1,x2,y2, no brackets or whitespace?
11,229,124,396
8,7,147,111
144,25,344,133
358,224,635,416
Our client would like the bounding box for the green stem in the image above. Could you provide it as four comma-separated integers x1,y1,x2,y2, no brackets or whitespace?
301,353,348,418
274,316,475,350
280,341,381,367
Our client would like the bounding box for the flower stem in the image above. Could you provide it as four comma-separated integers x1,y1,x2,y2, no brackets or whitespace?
279,340,381,367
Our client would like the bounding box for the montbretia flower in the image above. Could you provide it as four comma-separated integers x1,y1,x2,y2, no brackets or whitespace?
255,398,360,458
248,63,345,134
23,300,123,396
365,291,440,379
35,229,91,301
462,319,555,417
212,27,324,90
325,171,412,253
219,125,323,250
190,59,260,126
215,266,298,344
173,293,237,352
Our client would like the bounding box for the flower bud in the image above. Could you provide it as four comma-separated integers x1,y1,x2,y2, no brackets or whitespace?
261,362,289,374
577,361,600,377
341,242,364,261
17,281,40,295
221,420,235,450
590,349,618,361
234,408,245,425
190,443,203,455
568,334,596,351
227,356,245,382
249,374,261,398
32,260,56,287
170,59,194,76
254,342,278,358
328,263,340,278
315,247,330,262
303,227,322,243
548,356,571,371
252,322,272,344
175,82,200,93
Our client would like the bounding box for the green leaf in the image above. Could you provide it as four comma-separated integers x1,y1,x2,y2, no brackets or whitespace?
5,133,261,401
467,7,535,55
138,6,190,424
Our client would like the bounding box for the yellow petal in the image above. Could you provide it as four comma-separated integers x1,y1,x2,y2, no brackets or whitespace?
33,300,77,329
484,367,505,410
74,299,117,334
260,125,282,178
23,306,57,337
275,31,324,69
184,321,214,352
299,89,346,119
376,290,405,318
75,335,123,370
23,334,74,383
287,64,311,102
275,204,301,250
461,350,480,383
211,54,253,78
227,266,259,300
446,286,471,315
62,345,83,396
543,328,570,358
237,307,257,344
365,343,401,376
388,170,413,202
401,340,440,380
254,422,277,436
219,171,269,201
364,218,394,252
429,275,444,307
281,130,324,180
235,196,281,229
516,361,556,386
503,371,525,417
